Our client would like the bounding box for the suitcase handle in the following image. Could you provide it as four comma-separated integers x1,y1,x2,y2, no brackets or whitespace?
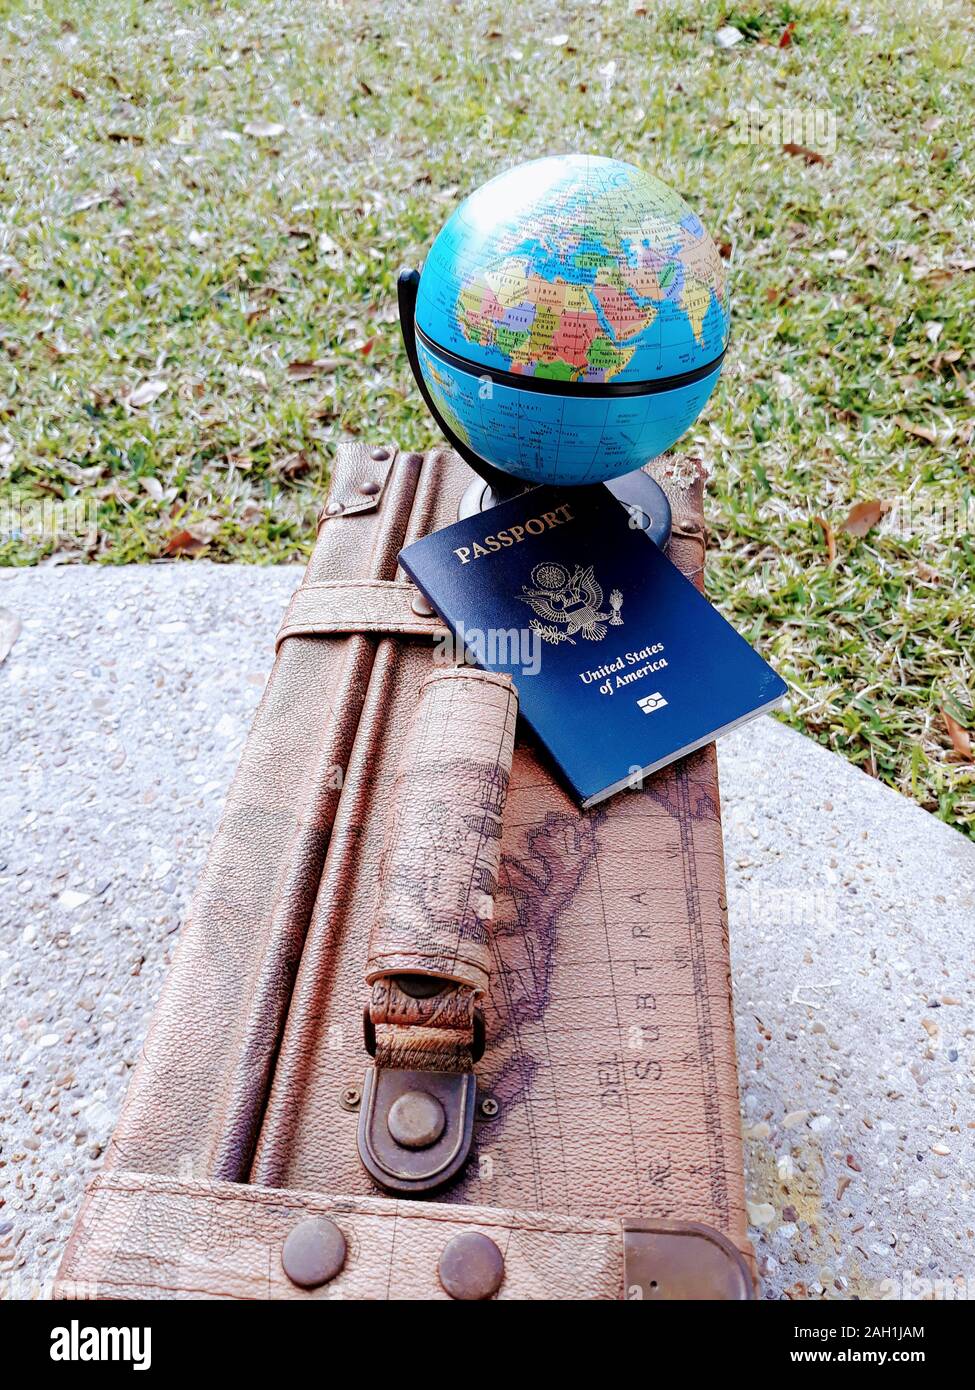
356,666,518,1194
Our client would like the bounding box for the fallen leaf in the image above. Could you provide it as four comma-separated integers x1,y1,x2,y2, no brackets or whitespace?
894,415,938,445
128,378,168,408
717,240,733,259
163,528,209,557
836,1174,852,1200
68,85,87,101
842,499,884,538
783,142,825,165
71,193,109,214
544,33,570,46
933,348,963,372
106,131,144,143
243,120,285,138
813,516,836,562
0,607,21,664
317,231,345,268
238,365,268,388
779,21,797,46
943,710,972,760
139,476,164,501
287,357,342,379
275,451,312,480
924,320,943,344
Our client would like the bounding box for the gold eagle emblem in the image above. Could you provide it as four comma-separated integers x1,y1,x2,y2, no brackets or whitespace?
518,562,624,645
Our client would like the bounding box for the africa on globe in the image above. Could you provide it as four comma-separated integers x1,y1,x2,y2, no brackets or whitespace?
409,154,730,488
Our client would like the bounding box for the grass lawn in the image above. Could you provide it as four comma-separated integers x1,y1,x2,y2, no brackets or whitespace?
1,0,973,837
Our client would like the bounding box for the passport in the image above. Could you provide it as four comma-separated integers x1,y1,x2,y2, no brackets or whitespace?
399,484,787,808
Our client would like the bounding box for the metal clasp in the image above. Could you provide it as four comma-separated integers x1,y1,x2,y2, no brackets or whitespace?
357,994,484,1196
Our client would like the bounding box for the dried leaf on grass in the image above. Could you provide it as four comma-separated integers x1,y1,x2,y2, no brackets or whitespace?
128,379,168,408
943,711,973,761
274,451,312,480
894,416,938,444
783,142,825,165
842,500,885,538
163,522,218,557
813,516,836,562
287,358,342,379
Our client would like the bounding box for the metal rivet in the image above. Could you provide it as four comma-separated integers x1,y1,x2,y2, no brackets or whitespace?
479,1096,500,1119
325,501,344,516
387,1089,446,1150
370,447,390,461
438,1231,504,1301
410,591,435,618
281,1217,346,1289
357,480,380,496
339,1084,361,1112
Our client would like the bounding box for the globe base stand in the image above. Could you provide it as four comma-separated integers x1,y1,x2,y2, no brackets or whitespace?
458,467,672,550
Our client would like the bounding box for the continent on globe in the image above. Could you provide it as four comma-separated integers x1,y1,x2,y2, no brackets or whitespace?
411,154,731,487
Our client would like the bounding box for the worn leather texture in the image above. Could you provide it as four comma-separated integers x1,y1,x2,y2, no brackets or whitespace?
276,578,449,648
366,666,517,1073
59,444,754,1299
367,666,517,995
60,1171,626,1300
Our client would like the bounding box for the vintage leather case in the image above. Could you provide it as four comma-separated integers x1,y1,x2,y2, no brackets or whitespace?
58,445,756,1300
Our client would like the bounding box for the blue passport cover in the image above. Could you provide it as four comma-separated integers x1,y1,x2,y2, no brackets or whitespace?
399,484,787,808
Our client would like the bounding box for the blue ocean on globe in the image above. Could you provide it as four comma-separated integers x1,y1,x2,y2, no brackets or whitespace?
413,154,730,486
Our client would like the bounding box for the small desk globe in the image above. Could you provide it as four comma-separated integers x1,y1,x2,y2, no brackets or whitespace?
403,154,730,497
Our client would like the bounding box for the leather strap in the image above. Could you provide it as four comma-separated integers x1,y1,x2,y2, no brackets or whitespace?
366,666,517,1072
276,579,449,650
57,1170,755,1300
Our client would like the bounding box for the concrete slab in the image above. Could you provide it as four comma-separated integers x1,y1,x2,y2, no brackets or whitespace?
1,564,972,1300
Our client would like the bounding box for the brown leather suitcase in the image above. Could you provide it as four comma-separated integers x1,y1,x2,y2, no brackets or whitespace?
57,445,756,1301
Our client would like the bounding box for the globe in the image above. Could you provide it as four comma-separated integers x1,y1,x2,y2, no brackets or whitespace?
411,154,730,488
